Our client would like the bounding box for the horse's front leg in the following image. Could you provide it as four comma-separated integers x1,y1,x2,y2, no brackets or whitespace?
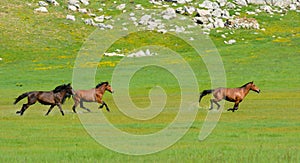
99,101,110,112
45,105,55,116
57,103,64,116
228,102,239,112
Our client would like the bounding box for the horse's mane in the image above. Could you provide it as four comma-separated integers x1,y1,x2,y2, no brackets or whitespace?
96,82,109,88
53,84,72,103
53,84,71,93
240,81,253,88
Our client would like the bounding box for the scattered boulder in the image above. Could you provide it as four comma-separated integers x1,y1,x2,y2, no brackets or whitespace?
68,5,78,11
66,15,76,21
94,15,104,23
116,4,126,10
127,49,157,57
38,1,48,7
217,0,227,7
224,39,236,44
162,8,176,20
34,7,48,13
46,0,59,6
80,0,89,6
78,8,88,14
104,52,125,57
234,0,248,6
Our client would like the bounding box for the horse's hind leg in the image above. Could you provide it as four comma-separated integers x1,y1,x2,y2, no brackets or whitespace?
209,99,214,110
45,105,55,116
16,98,36,115
16,104,30,115
80,101,91,112
99,101,110,112
209,99,220,110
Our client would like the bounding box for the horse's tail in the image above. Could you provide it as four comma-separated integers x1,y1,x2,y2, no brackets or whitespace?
14,92,30,104
199,89,214,103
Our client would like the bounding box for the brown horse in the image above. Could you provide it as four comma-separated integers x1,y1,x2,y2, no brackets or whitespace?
72,82,114,113
199,81,260,112
14,83,74,116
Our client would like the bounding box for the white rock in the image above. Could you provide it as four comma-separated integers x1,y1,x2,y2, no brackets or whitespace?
184,6,195,15
84,18,95,26
68,0,79,5
226,2,236,9
98,8,103,12
38,1,48,7
135,4,144,10
46,0,59,6
217,0,227,7
260,5,273,13
177,0,186,4
129,13,135,17
175,26,185,33
246,11,256,15
157,29,168,34
105,16,112,20
290,3,297,10
66,15,76,21
78,8,88,14
212,8,223,18
162,8,176,20
80,0,89,5
117,4,126,10
234,0,248,6
224,39,236,44
68,5,77,11
214,18,224,28
34,7,48,13
94,15,104,22
0,58,2,61
104,52,125,57
176,7,185,14
196,9,211,17
139,14,152,25
199,0,214,9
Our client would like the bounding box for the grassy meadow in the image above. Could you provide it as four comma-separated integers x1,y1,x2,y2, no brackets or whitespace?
0,0,300,162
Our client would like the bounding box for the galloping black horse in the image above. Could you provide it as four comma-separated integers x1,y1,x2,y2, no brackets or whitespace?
14,83,74,116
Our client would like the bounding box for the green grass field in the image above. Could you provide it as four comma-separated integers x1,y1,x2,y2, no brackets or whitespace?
0,0,300,162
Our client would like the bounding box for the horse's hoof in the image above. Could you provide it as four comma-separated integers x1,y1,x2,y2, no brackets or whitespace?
227,108,232,111
87,109,91,112
16,111,20,114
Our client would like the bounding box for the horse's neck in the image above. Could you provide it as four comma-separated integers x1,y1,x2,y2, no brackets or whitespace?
242,85,251,96
96,86,106,94
55,90,66,97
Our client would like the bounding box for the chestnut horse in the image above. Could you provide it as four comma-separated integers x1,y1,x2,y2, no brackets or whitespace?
72,82,114,113
199,81,260,112
14,83,74,116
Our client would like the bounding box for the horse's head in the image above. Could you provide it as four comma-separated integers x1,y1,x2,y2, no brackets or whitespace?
65,83,75,95
96,82,114,93
249,81,260,93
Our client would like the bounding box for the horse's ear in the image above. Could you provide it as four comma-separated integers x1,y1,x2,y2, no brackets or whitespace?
67,83,71,86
